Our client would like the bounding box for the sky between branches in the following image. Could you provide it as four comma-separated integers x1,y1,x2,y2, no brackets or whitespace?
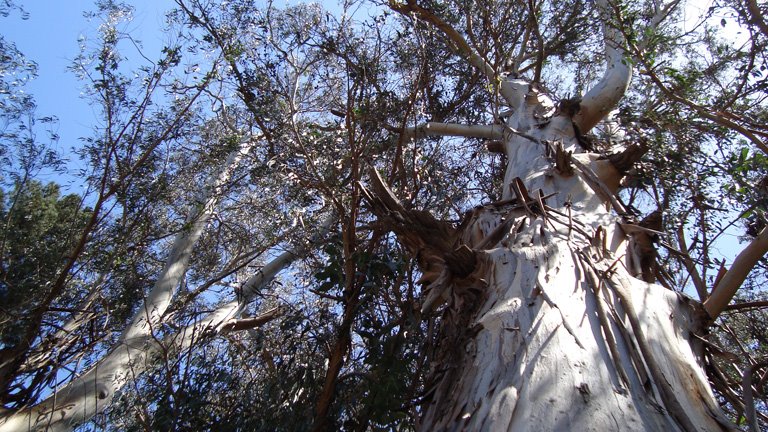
0,0,749,274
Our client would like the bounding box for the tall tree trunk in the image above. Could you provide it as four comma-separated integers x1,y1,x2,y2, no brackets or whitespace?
0,141,271,432
419,214,730,430
377,1,737,429
368,78,736,431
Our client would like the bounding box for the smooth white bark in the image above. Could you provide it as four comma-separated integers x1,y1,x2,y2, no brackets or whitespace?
704,226,768,319
573,0,632,133
404,122,504,141
0,248,296,432
415,47,732,432
421,229,731,430
0,140,255,432
0,210,335,431
122,140,255,342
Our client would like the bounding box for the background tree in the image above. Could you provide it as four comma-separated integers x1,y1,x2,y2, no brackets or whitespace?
0,0,767,430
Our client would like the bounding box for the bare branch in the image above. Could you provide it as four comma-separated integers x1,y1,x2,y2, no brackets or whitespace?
704,227,768,319
220,307,283,333
403,122,504,141
743,359,768,432
388,0,496,81
573,0,632,133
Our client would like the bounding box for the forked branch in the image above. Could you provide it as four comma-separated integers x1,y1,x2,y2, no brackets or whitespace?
0,251,296,432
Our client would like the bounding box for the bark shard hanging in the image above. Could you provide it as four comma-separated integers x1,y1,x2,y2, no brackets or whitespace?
359,167,479,312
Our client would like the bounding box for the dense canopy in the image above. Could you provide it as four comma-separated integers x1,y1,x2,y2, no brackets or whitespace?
0,0,767,430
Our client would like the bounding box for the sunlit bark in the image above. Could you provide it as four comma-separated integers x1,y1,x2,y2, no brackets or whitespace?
379,1,735,429
572,0,632,134
387,77,734,432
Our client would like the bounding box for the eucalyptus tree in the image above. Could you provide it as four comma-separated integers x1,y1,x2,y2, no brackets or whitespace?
1,0,768,431
0,0,426,429
361,0,768,430
0,2,330,430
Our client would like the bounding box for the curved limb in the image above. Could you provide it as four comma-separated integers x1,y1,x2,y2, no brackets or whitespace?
704,226,768,319
388,0,496,81
573,0,632,133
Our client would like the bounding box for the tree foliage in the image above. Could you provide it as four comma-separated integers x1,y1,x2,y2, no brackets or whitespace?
0,0,767,430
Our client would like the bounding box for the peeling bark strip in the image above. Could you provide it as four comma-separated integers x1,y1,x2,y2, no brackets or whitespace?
363,157,734,430
360,167,480,314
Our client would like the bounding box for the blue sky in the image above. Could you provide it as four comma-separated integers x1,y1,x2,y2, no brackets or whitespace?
3,1,174,189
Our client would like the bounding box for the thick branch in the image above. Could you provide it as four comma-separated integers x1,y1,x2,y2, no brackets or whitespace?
573,0,632,133
388,0,496,80
219,307,283,333
704,227,768,319
403,122,504,141
121,139,254,343
230,215,334,318
0,243,299,432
